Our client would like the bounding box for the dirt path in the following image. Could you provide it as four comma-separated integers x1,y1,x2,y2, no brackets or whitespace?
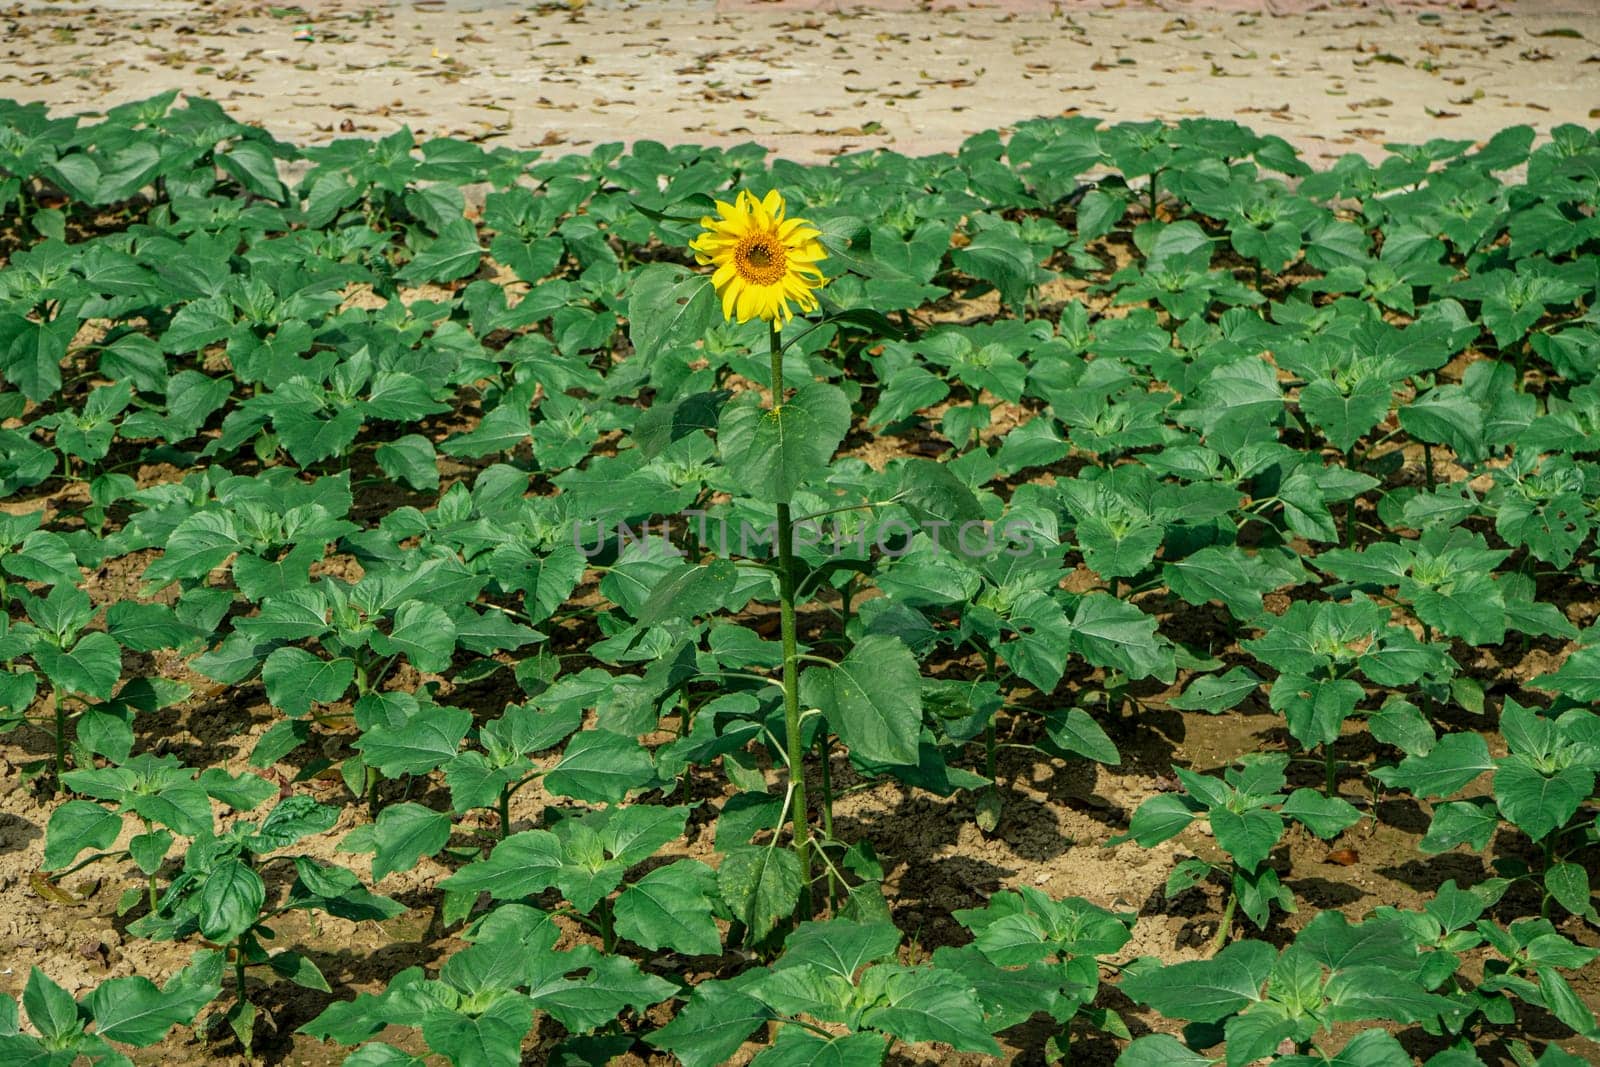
2,0,1596,165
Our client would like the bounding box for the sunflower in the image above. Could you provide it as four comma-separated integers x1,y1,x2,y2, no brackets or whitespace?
689,189,827,325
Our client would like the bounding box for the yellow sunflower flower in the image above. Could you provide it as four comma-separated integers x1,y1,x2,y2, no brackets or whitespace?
689,189,827,325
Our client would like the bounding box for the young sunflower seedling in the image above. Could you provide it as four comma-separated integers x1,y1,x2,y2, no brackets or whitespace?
1110,753,1363,949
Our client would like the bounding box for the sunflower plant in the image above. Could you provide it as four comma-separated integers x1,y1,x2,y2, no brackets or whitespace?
693,188,835,915
623,187,894,923
710,191,829,883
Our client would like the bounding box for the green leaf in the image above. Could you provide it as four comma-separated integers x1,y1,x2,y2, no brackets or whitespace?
261,647,355,716
199,768,277,813
951,221,1040,313
802,634,922,766
535,954,675,1035
1535,967,1600,1037
1544,863,1596,922
0,669,38,723
1531,644,1600,701
646,979,774,1067
129,784,212,838
0,312,75,402
550,1035,636,1067
43,799,121,870
396,217,483,284
634,560,742,627
1411,571,1504,646
1116,1034,1216,1067
143,511,240,588
755,1029,887,1067
1070,594,1172,681
1422,879,1489,934
858,965,1002,1054
1223,1010,1298,1067
129,830,172,876
628,264,718,362
1419,799,1500,854
268,951,332,992
369,803,451,881
777,920,902,979
356,704,471,778
756,963,860,1023
1076,189,1127,242
1041,707,1120,764
895,459,984,554
374,434,440,492
104,602,201,653
1179,355,1282,453
88,950,222,1046
1324,966,1459,1025
1001,591,1074,693
927,944,1060,1031
613,860,722,957
1169,667,1262,713
440,830,565,900
419,996,533,1067
492,545,585,625
718,845,803,942
1112,793,1200,847
442,401,533,458
1400,386,1487,466
545,729,655,804
1300,377,1393,453
255,799,341,855
249,718,312,767
1279,789,1363,840
870,365,949,429
215,138,285,198
718,383,851,504
197,860,267,944
1494,757,1592,842
22,968,79,1042
1210,807,1282,872
369,601,458,674
1294,912,1417,972
1119,939,1275,1022
1372,731,1494,798
157,296,233,355
33,631,122,699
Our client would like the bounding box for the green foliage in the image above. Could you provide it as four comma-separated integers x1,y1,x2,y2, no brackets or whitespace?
3,95,1599,1067
1113,754,1363,936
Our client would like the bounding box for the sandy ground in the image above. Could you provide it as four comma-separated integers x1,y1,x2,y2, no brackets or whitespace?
1,0,1597,165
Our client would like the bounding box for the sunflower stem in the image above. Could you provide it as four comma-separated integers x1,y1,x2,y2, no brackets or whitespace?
52,686,68,789
1212,888,1237,953
771,323,814,919
817,731,839,911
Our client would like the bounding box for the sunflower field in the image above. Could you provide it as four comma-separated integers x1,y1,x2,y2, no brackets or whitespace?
0,93,1598,1067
